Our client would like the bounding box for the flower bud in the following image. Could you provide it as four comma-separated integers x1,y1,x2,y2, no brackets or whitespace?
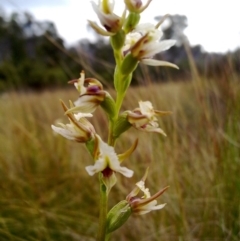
121,53,138,76
106,200,132,233
124,12,140,33
100,92,116,120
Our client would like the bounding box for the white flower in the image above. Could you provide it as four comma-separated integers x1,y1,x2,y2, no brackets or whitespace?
126,168,168,215
122,32,142,55
73,94,105,113
122,23,178,68
89,0,125,36
51,101,95,142
127,100,171,135
85,135,134,177
68,72,106,113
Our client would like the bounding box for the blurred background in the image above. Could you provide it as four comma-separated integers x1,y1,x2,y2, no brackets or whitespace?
0,0,239,90
0,1,239,241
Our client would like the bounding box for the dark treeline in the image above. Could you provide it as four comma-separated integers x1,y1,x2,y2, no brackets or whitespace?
0,10,239,91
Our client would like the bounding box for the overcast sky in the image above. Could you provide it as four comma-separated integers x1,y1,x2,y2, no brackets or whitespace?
2,0,240,53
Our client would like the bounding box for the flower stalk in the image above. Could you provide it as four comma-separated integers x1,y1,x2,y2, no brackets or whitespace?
97,174,108,241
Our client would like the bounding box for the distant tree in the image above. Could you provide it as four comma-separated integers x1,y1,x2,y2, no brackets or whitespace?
8,13,27,65
0,10,75,90
155,14,188,46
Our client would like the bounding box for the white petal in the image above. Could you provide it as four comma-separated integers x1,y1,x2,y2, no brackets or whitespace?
139,101,154,116
134,23,155,33
136,181,151,198
145,126,167,136
85,158,107,176
141,59,179,69
148,29,162,41
73,96,98,113
150,203,166,210
51,125,76,140
106,147,134,177
88,20,115,36
156,39,176,52
141,39,175,58
137,201,166,215
74,112,93,120
116,166,134,177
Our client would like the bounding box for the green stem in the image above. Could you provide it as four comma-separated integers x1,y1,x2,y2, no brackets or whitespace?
108,120,115,146
105,233,111,241
113,50,122,67
96,174,108,241
115,73,133,115
115,91,125,116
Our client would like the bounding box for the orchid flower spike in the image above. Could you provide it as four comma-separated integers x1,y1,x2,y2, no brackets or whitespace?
126,168,169,215
127,100,171,136
51,100,96,142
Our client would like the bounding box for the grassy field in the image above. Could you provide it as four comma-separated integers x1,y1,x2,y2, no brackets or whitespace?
0,72,239,240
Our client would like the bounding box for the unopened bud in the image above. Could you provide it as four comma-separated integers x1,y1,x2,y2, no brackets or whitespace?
100,92,116,120
124,12,140,33
121,53,138,76
106,200,132,233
